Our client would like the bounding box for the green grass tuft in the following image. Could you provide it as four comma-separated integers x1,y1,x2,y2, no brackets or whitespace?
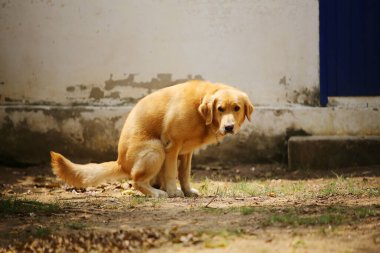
0,197,61,217
66,221,88,230
128,196,150,208
266,213,343,226
200,204,379,227
263,206,379,227
195,176,379,199
238,206,256,215
34,227,52,237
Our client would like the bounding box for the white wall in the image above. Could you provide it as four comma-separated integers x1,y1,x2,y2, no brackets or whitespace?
0,0,319,106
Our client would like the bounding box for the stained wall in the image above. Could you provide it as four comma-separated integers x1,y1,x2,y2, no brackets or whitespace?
1,1,379,165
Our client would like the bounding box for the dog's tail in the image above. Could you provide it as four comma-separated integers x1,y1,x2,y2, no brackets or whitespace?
50,151,126,188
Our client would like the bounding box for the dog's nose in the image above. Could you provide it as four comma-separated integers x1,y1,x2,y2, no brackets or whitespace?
224,124,234,133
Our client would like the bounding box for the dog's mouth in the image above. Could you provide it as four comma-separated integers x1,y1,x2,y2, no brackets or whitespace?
218,129,235,136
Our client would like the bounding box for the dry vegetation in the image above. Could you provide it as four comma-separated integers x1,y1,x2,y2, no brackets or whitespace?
0,164,379,252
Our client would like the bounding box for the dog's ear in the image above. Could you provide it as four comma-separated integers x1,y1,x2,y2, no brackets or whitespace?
243,94,254,122
198,96,216,125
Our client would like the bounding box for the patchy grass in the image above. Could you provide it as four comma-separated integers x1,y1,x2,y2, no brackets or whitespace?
194,176,380,199
0,225,53,245
128,196,148,207
195,228,245,249
201,206,257,216
319,181,339,196
265,213,344,226
317,173,380,198
0,197,62,217
200,205,379,227
239,206,256,215
125,196,163,208
197,179,267,197
263,205,380,227
33,227,52,238
66,221,88,230
367,185,380,197
291,238,307,251
1,165,379,253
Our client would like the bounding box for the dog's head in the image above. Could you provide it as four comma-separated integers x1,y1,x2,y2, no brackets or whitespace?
198,88,254,135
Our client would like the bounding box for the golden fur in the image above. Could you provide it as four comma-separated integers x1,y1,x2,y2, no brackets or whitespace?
51,81,253,197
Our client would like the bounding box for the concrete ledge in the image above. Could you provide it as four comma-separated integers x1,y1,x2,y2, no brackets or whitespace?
1,105,380,166
288,136,380,170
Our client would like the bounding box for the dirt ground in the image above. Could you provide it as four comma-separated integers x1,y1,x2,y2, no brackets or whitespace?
0,164,379,252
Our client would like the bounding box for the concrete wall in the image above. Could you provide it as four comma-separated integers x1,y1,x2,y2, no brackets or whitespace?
1,0,379,166
0,0,319,106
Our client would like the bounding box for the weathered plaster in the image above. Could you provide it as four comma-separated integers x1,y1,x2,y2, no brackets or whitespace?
328,97,380,108
1,1,378,166
65,73,204,106
194,106,380,165
0,106,129,165
0,0,318,106
1,105,379,165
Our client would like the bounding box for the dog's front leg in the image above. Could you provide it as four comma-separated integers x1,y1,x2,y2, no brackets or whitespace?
163,147,184,197
179,152,199,197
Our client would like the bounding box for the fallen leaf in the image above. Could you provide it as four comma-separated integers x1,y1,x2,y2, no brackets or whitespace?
374,235,380,244
121,189,136,196
204,236,228,248
265,237,273,243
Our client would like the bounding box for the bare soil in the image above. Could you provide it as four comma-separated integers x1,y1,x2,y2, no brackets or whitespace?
0,164,379,252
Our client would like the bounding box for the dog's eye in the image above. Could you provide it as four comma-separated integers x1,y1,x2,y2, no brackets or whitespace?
234,106,240,112
218,106,225,112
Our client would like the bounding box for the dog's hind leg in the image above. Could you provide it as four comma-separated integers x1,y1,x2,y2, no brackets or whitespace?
130,140,168,198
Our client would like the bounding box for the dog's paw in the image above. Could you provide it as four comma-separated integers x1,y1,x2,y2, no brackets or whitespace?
183,188,199,197
167,188,184,198
151,189,168,198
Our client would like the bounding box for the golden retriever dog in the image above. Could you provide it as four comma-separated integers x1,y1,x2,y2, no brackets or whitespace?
51,80,253,197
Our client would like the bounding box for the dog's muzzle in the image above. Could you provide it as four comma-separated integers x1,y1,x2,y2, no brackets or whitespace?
224,124,234,134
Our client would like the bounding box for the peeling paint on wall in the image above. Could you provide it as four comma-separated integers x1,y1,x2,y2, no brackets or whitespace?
66,86,75,92
277,75,319,106
64,73,204,106
2,105,379,165
0,106,129,165
89,87,104,100
279,76,290,86
1,73,204,106
104,73,203,91
3,1,377,166
286,87,320,106
0,1,319,106
66,84,88,92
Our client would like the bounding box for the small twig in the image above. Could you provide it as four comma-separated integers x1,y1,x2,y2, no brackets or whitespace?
205,186,219,208
331,170,341,179
59,195,109,201
205,195,217,208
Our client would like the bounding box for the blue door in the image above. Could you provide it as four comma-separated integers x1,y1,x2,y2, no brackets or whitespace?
320,0,380,106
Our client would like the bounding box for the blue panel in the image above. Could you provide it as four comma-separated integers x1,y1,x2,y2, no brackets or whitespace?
336,0,351,96
319,0,328,106
365,0,380,94
320,0,380,106
351,0,366,96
